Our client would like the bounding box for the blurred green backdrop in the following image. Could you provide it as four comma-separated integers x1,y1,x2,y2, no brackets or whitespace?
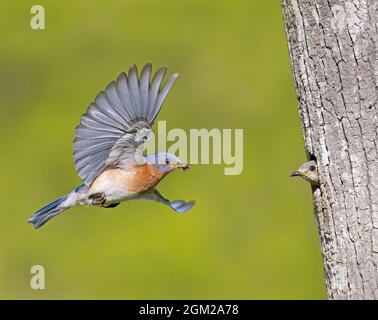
0,0,326,299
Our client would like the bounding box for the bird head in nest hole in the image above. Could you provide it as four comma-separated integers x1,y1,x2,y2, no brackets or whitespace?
290,160,319,186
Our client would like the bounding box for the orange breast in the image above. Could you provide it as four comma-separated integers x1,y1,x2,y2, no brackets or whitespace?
127,164,166,194
90,164,166,195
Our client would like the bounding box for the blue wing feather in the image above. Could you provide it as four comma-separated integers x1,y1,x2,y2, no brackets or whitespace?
73,64,178,186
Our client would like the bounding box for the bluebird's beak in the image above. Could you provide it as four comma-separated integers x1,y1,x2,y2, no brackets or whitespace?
290,171,301,177
171,163,190,170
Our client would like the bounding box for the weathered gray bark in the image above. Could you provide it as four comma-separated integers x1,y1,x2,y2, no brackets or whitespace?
281,0,378,299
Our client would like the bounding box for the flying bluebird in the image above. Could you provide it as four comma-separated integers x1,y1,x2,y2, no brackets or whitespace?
290,160,319,186
29,64,195,229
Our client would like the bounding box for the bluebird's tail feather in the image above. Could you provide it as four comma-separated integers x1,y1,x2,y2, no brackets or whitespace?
28,194,69,229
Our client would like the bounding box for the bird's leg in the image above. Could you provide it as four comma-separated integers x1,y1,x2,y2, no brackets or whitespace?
88,193,106,205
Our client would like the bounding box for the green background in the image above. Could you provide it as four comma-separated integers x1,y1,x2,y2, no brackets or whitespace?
0,0,325,299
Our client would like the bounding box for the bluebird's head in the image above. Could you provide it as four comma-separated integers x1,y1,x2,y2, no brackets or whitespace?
145,152,189,174
290,160,319,185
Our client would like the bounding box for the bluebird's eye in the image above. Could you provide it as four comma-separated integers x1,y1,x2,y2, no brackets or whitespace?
309,165,316,171
143,135,147,141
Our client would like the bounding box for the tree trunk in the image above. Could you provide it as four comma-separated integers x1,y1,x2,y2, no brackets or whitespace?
281,0,378,299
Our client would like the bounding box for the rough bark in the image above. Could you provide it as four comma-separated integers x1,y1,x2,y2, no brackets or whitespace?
281,0,378,299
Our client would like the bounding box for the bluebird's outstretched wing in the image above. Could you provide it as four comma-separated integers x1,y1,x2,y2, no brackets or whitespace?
73,64,178,185
138,188,195,213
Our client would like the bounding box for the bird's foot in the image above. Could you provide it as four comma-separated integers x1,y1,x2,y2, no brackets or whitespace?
103,203,120,208
89,193,106,205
